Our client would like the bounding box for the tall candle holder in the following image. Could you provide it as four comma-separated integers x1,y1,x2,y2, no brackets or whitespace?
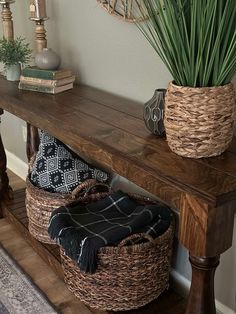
28,15,49,160
0,1,14,202
29,17,48,53
0,0,15,40
29,0,48,53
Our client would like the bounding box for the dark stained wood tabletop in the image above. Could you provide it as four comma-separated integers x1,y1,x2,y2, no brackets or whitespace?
1,76,236,209
1,76,236,314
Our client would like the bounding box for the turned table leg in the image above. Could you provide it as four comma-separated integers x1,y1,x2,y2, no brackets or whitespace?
0,110,12,217
186,255,220,314
26,123,39,162
179,193,235,314
0,133,9,217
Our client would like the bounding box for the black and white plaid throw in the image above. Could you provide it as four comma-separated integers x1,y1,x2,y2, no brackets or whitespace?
48,191,172,273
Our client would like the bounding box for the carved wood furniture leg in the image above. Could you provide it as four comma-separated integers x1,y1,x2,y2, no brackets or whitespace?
1,0,15,40
35,20,47,52
186,255,220,314
0,133,9,217
0,110,12,217
179,194,235,314
26,123,39,162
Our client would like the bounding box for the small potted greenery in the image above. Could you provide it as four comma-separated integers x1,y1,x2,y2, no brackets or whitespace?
0,37,32,81
137,0,236,158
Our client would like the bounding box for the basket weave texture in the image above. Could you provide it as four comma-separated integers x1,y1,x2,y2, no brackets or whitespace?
60,195,174,311
164,82,236,158
26,177,110,244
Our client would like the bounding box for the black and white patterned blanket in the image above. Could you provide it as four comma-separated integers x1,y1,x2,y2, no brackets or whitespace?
48,191,173,273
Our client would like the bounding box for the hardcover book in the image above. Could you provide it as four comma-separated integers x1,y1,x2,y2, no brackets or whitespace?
22,66,72,80
19,75,76,87
18,82,73,94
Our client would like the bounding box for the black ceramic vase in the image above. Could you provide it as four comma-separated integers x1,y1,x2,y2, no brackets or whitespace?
143,89,166,137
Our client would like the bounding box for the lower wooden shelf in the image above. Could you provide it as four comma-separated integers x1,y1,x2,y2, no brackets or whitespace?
2,187,186,314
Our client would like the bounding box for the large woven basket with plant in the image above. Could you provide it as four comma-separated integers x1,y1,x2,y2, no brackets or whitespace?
137,0,236,158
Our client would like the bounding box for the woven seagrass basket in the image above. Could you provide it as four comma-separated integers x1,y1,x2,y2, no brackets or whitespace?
60,195,174,311
164,82,236,158
26,177,110,244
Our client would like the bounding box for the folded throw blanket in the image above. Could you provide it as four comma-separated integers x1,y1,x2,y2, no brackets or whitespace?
48,191,173,273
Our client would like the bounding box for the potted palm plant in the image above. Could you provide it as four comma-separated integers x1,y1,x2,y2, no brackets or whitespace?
0,37,32,81
136,0,236,158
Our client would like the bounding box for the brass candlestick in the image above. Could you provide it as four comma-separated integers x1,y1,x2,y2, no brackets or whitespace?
0,0,15,40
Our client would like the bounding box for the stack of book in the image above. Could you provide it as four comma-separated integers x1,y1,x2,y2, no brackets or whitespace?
18,66,75,94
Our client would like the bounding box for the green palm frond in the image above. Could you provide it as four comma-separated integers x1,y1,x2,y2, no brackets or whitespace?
136,0,236,87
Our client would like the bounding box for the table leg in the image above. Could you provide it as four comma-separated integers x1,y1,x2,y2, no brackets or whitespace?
179,194,235,314
186,255,220,314
26,123,39,162
0,112,12,217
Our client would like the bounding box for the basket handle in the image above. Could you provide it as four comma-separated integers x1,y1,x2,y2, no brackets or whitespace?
118,233,155,247
28,154,36,174
127,193,158,205
71,179,111,199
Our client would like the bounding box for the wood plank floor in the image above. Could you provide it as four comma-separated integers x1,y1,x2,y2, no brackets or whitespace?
0,170,186,314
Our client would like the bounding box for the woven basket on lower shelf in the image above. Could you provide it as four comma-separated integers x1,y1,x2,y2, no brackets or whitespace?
60,194,174,311
25,177,110,244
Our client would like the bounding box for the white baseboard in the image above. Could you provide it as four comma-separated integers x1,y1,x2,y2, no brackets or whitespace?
6,149,28,181
170,269,235,314
215,300,236,314
170,269,190,297
5,150,235,314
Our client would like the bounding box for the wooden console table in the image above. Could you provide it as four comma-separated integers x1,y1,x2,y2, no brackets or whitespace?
0,76,235,314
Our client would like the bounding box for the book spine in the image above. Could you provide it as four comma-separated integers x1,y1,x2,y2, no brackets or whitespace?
20,75,75,87
22,68,72,80
55,75,75,86
21,68,54,80
20,76,57,86
18,82,54,93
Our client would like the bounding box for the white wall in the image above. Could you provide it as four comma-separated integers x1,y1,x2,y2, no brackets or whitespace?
1,1,235,312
